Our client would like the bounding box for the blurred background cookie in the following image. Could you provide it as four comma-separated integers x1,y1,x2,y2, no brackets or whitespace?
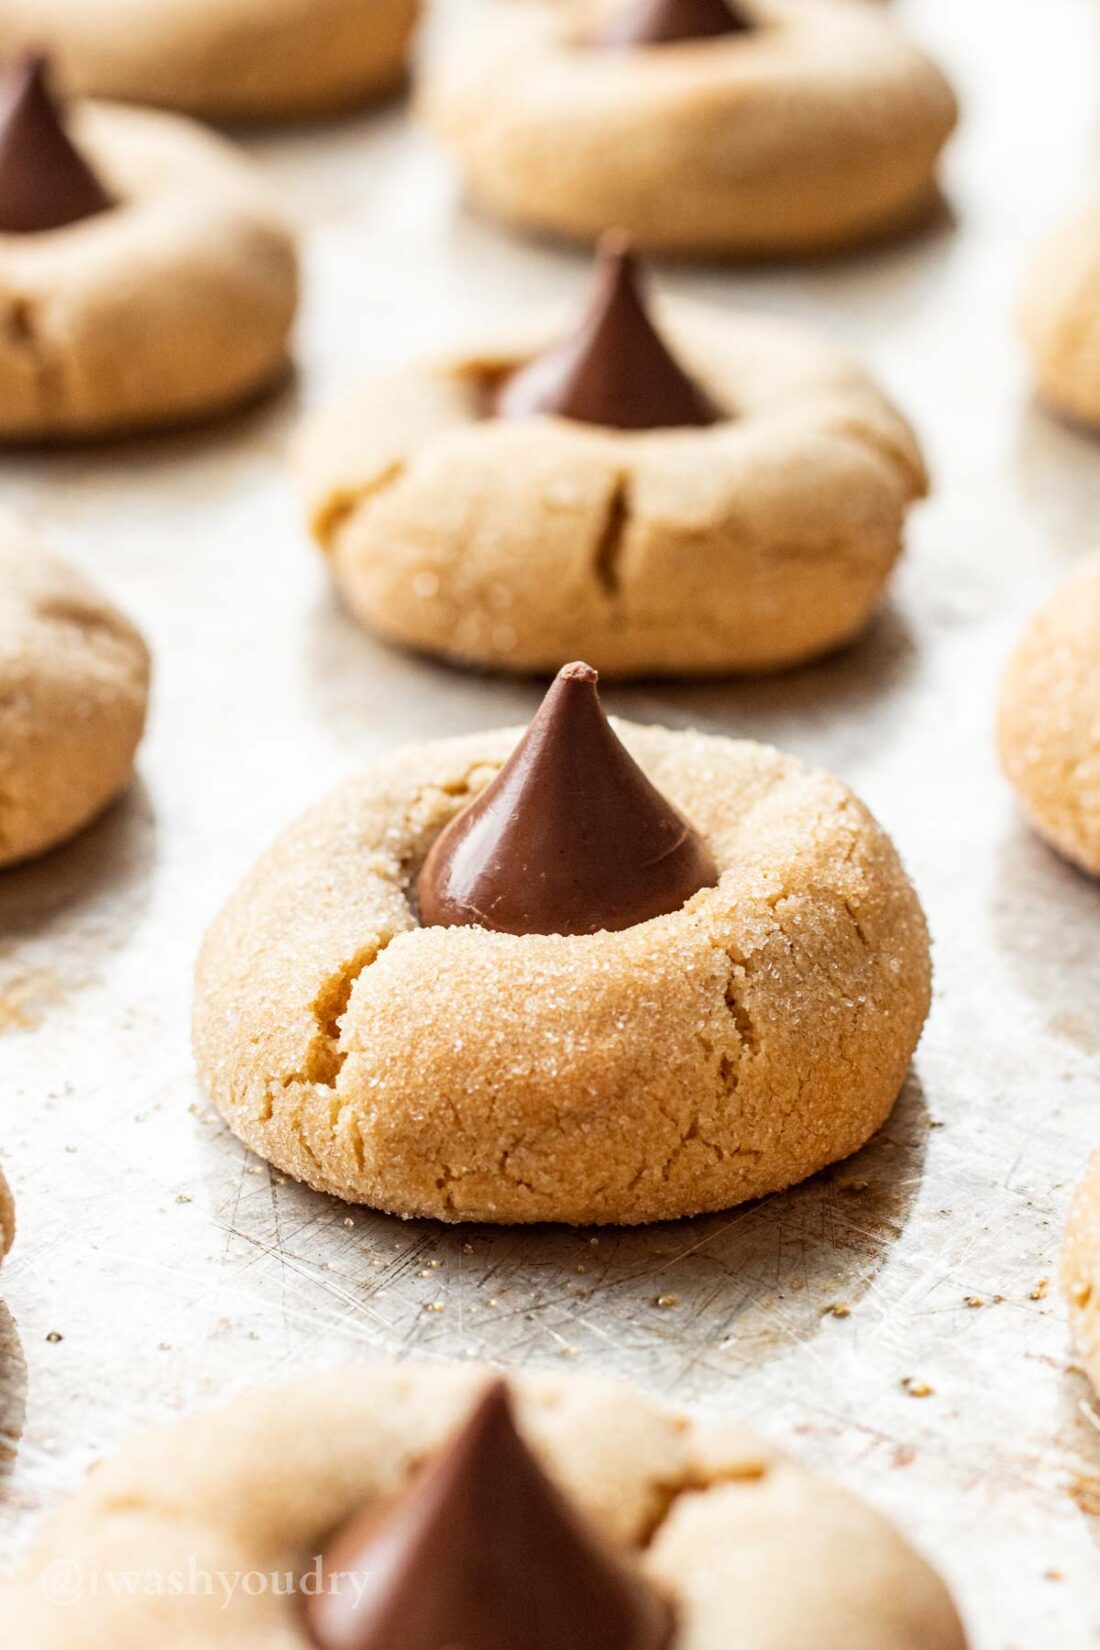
1021,204,1100,429
421,0,957,255
0,0,420,122
0,55,299,438
0,515,150,868
998,553,1100,876
0,1362,968,1648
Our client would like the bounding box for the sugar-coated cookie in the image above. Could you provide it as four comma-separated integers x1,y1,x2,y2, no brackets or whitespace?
194,665,930,1225
0,0,419,121
1064,1150,1100,1397
0,58,298,439
998,554,1100,876
0,516,150,868
0,1362,968,1648
1021,205,1100,428
298,241,926,678
421,0,957,256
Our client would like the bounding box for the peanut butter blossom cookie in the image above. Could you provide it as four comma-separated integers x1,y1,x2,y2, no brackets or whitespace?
1064,1151,1100,1398
0,515,149,868
194,662,931,1224
0,1363,968,1648
421,0,958,256
0,54,298,438
998,554,1100,876
298,237,927,678
0,0,419,121
1021,204,1100,428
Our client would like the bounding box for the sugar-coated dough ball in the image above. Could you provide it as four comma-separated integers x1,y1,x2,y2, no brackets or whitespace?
194,722,930,1225
998,554,1100,875
298,304,927,678
0,516,150,867
1021,206,1100,428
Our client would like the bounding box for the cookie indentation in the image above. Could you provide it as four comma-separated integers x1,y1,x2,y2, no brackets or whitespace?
593,478,630,597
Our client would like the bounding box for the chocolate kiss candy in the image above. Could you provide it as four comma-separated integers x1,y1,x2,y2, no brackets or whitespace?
595,0,756,48
417,661,719,936
0,53,113,235
304,1380,673,1650
494,234,721,431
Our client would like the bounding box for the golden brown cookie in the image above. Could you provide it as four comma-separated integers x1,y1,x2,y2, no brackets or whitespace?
194,710,931,1225
0,516,150,868
997,554,1100,876
1021,205,1100,429
298,298,927,678
0,0,419,121
0,1363,968,1648
420,0,958,256
0,93,299,438
1064,1150,1100,1396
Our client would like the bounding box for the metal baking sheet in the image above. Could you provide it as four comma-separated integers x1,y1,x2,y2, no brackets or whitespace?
1,1,1099,1643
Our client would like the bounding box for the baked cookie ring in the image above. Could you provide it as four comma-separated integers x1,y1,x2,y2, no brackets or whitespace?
298,305,927,677
0,0,419,122
194,721,931,1225
0,517,150,868
1064,1151,1100,1396
0,1362,968,1648
1021,206,1100,428
997,554,1100,876
0,102,298,439
420,0,958,256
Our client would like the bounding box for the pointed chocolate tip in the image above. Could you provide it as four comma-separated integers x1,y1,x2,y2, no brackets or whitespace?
494,232,721,432
306,1376,673,1650
457,1374,513,1435
595,0,757,48
0,51,113,235
597,225,634,271
417,661,719,936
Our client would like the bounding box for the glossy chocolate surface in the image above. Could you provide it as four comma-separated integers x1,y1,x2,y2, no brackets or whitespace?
305,1380,674,1650
417,662,718,936
0,54,112,235
494,235,721,431
594,0,756,48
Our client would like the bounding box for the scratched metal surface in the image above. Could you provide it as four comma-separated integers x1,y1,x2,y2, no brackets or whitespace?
0,0,1099,1642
